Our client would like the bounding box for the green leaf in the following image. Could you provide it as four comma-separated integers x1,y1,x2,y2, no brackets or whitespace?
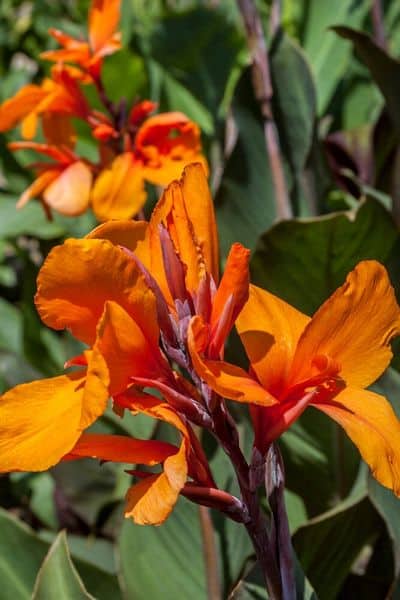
299,0,370,112
251,197,398,315
293,493,382,600
0,507,49,599
32,532,94,600
333,26,400,135
0,195,65,239
0,298,22,354
270,30,317,179
119,497,207,599
229,555,318,599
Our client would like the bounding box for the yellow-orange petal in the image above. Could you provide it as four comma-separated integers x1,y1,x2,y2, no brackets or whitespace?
86,219,150,262
124,441,187,525
0,368,108,472
67,432,176,464
92,301,166,396
314,387,400,496
35,238,158,347
188,316,277,406
236,284,310,396
89,0,121,55
91,153,146,221
0,84,47,132
180,163,219,284
43,161,92,216
291,261,400,389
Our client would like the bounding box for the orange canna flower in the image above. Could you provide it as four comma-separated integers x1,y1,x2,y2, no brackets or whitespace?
91,114,208,221
0,233,213,524
188,261,400,496
40,0,121,79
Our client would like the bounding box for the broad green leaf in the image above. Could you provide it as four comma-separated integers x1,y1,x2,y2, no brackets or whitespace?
333,26,400,135
32,532,94,600
0,507,49,599
251,197,398,314
119,497,207,599
299,0,370,112
148,59,214,135
293,493,382,600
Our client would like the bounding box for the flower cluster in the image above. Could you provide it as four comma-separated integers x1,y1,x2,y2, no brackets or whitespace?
0,0,206,221
1,163,400,530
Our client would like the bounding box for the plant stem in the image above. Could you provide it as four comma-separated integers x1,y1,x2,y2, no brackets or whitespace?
198,506,222,600
371,0,386,49
236,0,292,220
212,402,282,598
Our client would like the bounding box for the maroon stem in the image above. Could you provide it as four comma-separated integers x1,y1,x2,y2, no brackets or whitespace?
236,0,292,220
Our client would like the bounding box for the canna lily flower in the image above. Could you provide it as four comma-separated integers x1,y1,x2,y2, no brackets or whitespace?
91,114,209,221
40,0,121,80
0,234,213,524
188,261,400,495
9,142,93,216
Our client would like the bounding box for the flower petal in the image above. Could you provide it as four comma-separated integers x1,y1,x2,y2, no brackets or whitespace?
210,243,250,353
93,301,166,396
236,284,309,396
124,442,187,525
314,387,400,496
16,170,60,209
44,161,92,216
0,84,47,132
86,219,149,259
0,368,108,472
291,261,400,389
91,153,146,221
89,0,121,55
188,316,277,406
35,238,158,346
67,433,176,464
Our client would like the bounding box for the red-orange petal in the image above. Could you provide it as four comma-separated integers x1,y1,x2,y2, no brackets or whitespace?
67,432,176,464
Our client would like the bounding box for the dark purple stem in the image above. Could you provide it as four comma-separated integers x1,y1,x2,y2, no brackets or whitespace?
371,0,386,49
266,444,296,600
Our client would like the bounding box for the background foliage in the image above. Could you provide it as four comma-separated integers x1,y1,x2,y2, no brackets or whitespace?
1,0,400,598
